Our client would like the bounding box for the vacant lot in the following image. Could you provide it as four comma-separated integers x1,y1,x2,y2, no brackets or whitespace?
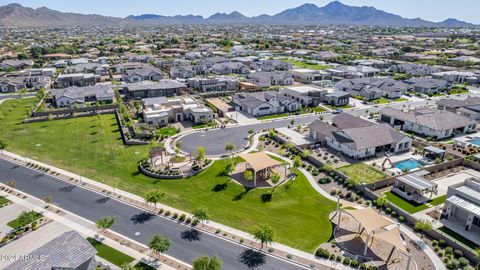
0,98,336,252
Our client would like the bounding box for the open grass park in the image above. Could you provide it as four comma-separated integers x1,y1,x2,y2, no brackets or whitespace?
0,98,336,252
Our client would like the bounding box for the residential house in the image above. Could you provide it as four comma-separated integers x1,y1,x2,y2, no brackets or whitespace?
0,76,51,92
252,60,292,72
308,113,411,159
122,67,163,83
211,62,250,75
379,107,477,140
51,85,114,107
64,63,108,76
142,96,213,126
404,78,450,95
388,63,440,76
437,97,480,120
432,71,479,84
279,85,326,107
232,91,300,117
335,77,408,100
170,66,196,79
442,178,480,246
246,71,293,88
123,80,187,99
0,59,34,71
7,231,97,270
54,73,97,88
289,68,331,83
188,76,239,92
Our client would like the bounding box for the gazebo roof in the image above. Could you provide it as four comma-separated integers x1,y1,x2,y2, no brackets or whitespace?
374,227,408,254
346,207,393,234
424,146,446,155
239,152,282,172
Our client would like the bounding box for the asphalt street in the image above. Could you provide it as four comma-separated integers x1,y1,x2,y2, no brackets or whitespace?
180,99,434,156
0,158,304,270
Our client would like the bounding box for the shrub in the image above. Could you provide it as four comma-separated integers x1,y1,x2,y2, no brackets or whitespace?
350,260,359,267
335,255,342,262
458,257,469,267
239,238,244,244
438,239,447,247
172,213,178,219
192,219,199,226
385,207,392,213
215,229,221,234
342,257,350,265
390,211,397,217
158,208,164,214
453,249,463,259
164,210,171,216
185,217,192,224
360,264,367,270
179,214,186,222
286,254,293,259
432,240,438,246
315,248,330,258
445,247,453,255
329,254,335,260
267,248,275,253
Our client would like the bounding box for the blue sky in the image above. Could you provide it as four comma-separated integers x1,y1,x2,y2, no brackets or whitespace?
1,0,479,23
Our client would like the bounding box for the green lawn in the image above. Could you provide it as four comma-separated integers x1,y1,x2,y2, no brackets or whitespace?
157,126,178,137
394,98,408,102
0,196,10,207
257,112,290,120
371,98,390,104
192,122,216,129
337,163,387,184
0,98,336,252
7,212,42,229
87,238,134,266
383,192,446,214
438,227,479,250
282,59,329,70
325,104,353,110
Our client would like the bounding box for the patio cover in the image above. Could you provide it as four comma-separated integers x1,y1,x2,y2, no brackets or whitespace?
447,195,480,217
374,227,408,253
424,146,445,155
397,174,437,192
239,152,282,172
346,207,393,234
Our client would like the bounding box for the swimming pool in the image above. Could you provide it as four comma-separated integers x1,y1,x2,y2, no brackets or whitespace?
395,158,423,172
467,137,480,146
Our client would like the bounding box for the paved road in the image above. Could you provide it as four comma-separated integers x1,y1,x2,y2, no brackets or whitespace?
180,99,434,156
0,159,304,270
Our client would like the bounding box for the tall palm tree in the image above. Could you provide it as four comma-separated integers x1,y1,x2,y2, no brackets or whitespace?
148,234,171,257
95,216,116,232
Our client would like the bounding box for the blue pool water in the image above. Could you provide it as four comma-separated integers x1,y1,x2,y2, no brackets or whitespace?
467,137,480,146
395,158,423,171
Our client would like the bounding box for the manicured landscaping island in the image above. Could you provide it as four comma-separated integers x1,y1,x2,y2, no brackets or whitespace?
0,98,336,252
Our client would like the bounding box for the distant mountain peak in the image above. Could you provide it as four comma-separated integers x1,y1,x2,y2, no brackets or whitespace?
0,1,475,28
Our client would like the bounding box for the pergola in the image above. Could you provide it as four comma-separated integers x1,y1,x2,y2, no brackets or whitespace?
423,146,446,161
393,173,438,203
149,146,166,164
239,152,285,187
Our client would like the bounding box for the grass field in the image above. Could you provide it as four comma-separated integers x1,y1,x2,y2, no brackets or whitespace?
438,227,479,250
282,59,329,70
394,98,408,102
384,192,446,214
7,211,42,229
371,98,390,104
337,163,387,184
0,196,10,207
87,238,134,266
0,98,336,252
157,126,178,137
325,104,353,110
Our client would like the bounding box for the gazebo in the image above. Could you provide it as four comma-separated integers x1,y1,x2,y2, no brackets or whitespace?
239,152,286,187
423,146,446,161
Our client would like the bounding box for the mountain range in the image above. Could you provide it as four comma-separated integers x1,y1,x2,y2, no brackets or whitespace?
0,1,475,28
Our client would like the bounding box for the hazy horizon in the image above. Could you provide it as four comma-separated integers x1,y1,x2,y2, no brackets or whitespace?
1,0,479,24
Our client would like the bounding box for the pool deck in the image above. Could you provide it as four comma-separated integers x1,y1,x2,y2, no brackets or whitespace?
366,152,429,174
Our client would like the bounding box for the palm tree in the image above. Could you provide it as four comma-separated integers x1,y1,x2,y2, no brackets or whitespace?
192,208,209,226
270,172,281,193
144,190,165,209
192,255,222,270
95,216,116,232
474,247,480,270
252,224,274,250
195,146,206,165
0,140,6,156
148,234,171,257
224,143,235,158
